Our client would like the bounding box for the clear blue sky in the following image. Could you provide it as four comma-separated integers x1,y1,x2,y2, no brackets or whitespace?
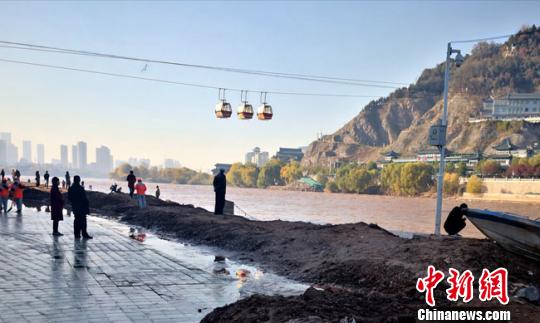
0,1,538,171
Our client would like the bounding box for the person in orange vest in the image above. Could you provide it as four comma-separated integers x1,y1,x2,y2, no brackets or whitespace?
10,179,25,214
135,178,147,208
0,178,9,214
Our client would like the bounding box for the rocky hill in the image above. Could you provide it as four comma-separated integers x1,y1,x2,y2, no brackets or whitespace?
302,26,540,167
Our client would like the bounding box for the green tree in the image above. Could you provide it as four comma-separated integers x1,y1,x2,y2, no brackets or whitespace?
257,159,283,188
443,172,460,195
280,161,303,185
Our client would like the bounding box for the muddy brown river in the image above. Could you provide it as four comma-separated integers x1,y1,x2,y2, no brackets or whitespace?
85,178,538,238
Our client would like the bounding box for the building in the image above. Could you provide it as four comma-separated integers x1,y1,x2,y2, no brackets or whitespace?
60,145,68,168
72,145,78,169
37,144,45,165
77,141,87,170
482,93,540,118
486,138,532,167
212,163,232,175
163,158,181,169
274,147,304,163
381,150,400,162
245,147,269,167
0,140,6,164
7,144,18,164
22,140,32,163
96,145,113,174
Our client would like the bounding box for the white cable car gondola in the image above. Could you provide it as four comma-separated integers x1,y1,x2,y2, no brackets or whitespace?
215,88,232,118
257,92,273,120
237,90,253,120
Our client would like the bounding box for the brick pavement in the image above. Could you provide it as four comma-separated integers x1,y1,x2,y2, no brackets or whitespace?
0,208,243,322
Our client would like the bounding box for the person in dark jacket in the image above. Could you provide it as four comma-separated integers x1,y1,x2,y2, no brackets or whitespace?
50,177,64,236
126,171,136,198
35,171,41,187
14,169,20,180
0,169,4,180
65,171,71,188
213,169,227,215
68,176,92,239
44,171,50,188
444,203,468,235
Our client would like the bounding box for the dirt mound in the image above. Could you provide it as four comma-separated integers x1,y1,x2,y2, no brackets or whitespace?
23,187,540,321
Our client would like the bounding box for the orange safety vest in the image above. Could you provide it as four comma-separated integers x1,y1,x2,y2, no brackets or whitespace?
135,183,147,195
10,184,23,199
0,185,9,198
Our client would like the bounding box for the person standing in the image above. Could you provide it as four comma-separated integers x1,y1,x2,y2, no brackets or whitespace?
127,170,136,198
155,185,161,199
0,179,9,214
65,171,71,188
44,171,50,188
50,177,64,236
10,179,25,214
68,176,92,239
14,169,20,180
61,180,66,189
135,179,147,208
213,169,227,215
35,171,41,187
0,169,4,180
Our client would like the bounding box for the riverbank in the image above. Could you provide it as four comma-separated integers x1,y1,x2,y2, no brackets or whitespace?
24,187,540,322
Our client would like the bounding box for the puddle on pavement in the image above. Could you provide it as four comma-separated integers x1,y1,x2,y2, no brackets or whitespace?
90,215,308,298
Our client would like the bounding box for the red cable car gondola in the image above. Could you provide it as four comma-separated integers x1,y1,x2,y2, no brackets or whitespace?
257,92,273,120
237,90,253,120
215,88,232,118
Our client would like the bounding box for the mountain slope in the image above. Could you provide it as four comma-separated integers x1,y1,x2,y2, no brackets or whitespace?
302,26,540,167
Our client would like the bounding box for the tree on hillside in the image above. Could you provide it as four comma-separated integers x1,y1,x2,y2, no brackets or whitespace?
479,160,502,177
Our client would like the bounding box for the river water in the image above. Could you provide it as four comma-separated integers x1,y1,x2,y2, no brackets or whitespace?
82,178,539,239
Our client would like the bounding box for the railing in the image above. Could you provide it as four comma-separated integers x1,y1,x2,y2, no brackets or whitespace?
460,177,540,183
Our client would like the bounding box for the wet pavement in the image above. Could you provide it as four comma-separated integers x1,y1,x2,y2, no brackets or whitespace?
0,208,306,322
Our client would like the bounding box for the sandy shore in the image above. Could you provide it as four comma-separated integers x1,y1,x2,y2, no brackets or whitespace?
23,187,540,322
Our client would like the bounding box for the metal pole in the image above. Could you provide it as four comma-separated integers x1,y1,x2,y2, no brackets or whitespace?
434,42,451,236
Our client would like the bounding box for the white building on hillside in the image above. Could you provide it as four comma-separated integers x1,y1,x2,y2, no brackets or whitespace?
483,93,540,118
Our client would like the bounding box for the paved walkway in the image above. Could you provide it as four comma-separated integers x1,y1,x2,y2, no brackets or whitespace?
0,208,237,323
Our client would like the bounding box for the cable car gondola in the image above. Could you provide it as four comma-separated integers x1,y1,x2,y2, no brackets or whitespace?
257,92,273,120
237,90,253,120
215,88,232,118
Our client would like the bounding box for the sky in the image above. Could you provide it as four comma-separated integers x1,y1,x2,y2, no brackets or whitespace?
0,1,538,171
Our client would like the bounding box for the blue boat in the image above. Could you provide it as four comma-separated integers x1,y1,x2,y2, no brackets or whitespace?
466,209,540,261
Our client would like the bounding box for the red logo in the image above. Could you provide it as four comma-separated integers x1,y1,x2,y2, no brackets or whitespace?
416,265,445,306
446,268,474,303
417,266,508,306
478,268,509,305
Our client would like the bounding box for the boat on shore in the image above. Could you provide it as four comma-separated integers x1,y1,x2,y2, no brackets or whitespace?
466,208,540,261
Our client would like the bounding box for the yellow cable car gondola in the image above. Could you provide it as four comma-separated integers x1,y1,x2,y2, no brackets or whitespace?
215,88,232,118
257,92,273,120
237,90,253,120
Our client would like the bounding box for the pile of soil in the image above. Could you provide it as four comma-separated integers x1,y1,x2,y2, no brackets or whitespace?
24,187,540,322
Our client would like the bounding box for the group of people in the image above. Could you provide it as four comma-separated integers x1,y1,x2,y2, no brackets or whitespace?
125,170,160,208
1,166,229,238
0,168,92,238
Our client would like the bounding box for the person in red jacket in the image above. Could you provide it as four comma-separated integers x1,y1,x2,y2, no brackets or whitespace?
10,179,25,214
0,179,9,214
135,178,147,208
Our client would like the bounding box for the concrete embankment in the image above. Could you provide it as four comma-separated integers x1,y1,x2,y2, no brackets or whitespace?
23,187,540,322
